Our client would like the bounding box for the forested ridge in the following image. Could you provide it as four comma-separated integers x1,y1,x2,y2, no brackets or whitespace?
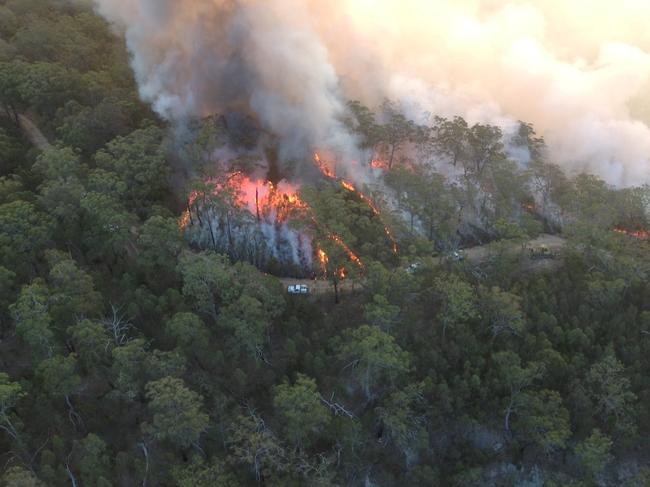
1,2,650,486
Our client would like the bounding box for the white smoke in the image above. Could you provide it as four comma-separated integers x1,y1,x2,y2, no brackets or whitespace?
94,0,650,186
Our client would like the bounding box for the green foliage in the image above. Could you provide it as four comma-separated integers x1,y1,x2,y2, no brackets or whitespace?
18,62,82,118
363,294,400,330
431,273,477,337
0,372,25,428
586,350,637,437
144,376,209,448
165,312,210,354
71,434,113,487
0,201,52,276
172,458,240,487
111,339,148,400
178,251,235,321
137,215,183,282
36,354,81,398
517,389,571,455
337,325,410,400
0,265,16,312
272,374,330,448
67,319,111,370
1,5,650,485
228,413,287,482
47,254,102,322
178,251,284,359
479,286,525,339
10,280,54,357
94,126,168,211
1,467,44,487
376,383,428,465
576,429,613,481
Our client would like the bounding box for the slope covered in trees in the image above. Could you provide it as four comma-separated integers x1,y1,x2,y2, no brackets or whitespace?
1,2,650,486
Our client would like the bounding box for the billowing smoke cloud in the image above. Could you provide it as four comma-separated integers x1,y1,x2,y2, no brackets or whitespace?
94,0,650,186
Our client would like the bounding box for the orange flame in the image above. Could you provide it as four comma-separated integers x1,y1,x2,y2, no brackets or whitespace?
371,160,389,170
179,173,308,231
330,233,364,269
522,203,536,212
341,181,355,192
230,173,308,223
317,248,329,274
614,227,650,239
341,180,398,253
314,152,336,178
179,189,202,230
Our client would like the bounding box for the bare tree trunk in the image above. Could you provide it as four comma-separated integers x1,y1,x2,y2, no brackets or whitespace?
0,419,20,442
504,403,513,432
333,279,339,304
207,215,217,250
138,442,149,487
389,144,397,169
65,458,78,487
65,395,83,430
11,105,19,126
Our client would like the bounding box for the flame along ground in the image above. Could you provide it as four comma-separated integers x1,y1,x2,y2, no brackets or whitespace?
178,154,396,278
314,152,399,254
338,176,399,254
613,227,650,240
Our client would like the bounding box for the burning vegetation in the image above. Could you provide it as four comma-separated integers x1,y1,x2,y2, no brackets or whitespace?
179,170,313,275
180,150,399,279
613,227,650,240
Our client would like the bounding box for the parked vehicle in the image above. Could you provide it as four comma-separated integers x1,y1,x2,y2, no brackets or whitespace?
287,284,310,295
529,244,555,260
451,250,466,262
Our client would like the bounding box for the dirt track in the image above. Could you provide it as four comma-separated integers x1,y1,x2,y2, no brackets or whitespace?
462,233,566,262
281,234,567,296
18,113,52,151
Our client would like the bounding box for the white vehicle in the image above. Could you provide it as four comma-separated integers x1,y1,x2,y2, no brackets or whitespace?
407,262,422,273
287,284,310,295
451,250,466,262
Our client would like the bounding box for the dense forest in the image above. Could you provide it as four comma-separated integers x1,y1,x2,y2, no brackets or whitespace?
1,1,650,486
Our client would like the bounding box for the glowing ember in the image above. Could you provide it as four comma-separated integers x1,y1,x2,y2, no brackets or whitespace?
341,180,398,253
318,248,329,272
385,227,399,253
341,180,380,215
341,181,355,192
314,152,336,178
316,156,399,255
330,234,364,269
179,189,201,230
370,160,389,170
614,227,650,239
522,203,536,212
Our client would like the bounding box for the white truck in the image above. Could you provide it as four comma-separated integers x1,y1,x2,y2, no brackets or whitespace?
287,284,310,295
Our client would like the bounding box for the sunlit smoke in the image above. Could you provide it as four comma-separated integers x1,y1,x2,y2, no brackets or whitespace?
94,0,650,186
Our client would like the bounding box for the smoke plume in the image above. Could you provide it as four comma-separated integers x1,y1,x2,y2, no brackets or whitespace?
94,0,650,186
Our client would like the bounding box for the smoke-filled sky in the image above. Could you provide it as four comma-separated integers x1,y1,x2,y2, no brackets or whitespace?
94,0,650,186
